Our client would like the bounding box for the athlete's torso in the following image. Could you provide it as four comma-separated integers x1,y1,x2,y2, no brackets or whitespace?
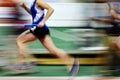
30,0,44,24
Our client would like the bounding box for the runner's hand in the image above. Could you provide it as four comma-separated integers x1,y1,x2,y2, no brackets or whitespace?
19,2,25,8
38,22,44,28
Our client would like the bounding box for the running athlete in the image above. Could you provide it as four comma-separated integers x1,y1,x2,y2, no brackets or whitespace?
14,0,79,76
91,2,120,50
91,2,120,77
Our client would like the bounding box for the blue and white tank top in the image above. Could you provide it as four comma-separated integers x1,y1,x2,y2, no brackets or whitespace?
30,0,44,24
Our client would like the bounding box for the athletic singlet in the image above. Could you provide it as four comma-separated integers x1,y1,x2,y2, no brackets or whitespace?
30,0,44,24
29,0,50,38
106,21,120,36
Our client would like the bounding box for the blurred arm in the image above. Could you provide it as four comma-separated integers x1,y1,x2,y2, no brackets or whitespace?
37,0,54,23
110,9,120,20
91,17,114,23
19,2,31,14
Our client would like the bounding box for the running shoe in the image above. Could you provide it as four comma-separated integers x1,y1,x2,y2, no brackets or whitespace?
69,58,79,76
11,61,37,70
11,62,29,70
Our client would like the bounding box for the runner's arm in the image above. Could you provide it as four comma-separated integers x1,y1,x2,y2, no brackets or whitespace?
91,17,114,23
19,2,31,14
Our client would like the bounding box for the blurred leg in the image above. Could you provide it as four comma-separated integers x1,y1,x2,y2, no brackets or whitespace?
39,35,74,71
16,30,37,62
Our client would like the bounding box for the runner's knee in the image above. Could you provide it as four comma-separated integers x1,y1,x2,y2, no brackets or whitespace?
16,38,24,46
